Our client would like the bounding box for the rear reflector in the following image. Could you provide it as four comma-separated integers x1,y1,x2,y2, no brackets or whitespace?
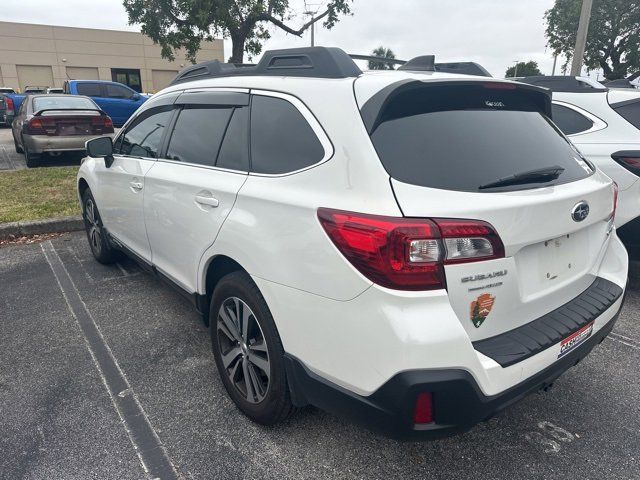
317,208,505,291
413,392,434,424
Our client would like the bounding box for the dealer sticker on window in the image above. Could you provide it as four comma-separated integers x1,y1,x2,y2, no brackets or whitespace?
558,322,594,359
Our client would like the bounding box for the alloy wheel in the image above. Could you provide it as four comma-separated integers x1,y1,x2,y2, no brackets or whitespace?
216,297,270,404
84,198,102,256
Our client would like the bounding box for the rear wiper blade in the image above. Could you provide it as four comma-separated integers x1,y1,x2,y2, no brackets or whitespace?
478,166,565,190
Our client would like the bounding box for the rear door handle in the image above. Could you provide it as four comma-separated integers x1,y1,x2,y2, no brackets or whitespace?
195,194,219,207
130,181,143,190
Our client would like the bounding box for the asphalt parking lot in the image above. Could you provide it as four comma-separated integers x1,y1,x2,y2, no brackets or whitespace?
1,230,639,480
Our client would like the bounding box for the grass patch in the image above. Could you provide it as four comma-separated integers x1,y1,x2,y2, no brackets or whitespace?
0,166,79,223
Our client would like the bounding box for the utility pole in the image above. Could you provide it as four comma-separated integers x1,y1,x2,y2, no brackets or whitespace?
304,11,315,47
570,0,594,76
512,61,519,78
552,54,558,75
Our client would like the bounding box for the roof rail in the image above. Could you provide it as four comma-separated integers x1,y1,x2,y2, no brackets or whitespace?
348,54,491,77
169,47,362,85
518,75,607,93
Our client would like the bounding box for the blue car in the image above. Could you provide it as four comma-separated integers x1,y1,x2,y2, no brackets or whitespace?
62,80,148,127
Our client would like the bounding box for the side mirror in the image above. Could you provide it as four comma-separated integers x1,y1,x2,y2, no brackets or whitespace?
86,137,114,168
131,93,141,101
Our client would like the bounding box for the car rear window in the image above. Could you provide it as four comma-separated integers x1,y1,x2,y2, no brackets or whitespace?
612,99,640,130
367,84,593,192
33,96,97,111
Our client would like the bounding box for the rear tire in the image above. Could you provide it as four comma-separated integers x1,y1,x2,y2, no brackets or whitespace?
210,271,295,425
14,137,23,154
82,189,120,264
22,137,39,167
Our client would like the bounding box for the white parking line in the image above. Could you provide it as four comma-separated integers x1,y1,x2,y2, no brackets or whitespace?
41,240,180,479
607,332,640,350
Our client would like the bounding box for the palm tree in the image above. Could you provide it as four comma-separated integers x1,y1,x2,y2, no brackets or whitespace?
369,46,397,70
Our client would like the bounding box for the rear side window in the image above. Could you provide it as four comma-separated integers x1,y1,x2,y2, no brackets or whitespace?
217,107,249,171
551,104,594,135
250,95,324,174
116,106,172,158
368,84,592,192
166,107,233,167
76,83,102,97
612,100,640,130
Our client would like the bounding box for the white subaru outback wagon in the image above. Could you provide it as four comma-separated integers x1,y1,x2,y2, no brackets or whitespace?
78,47,628,439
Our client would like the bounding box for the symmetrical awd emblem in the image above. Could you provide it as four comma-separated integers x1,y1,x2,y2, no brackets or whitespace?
571,201,590,222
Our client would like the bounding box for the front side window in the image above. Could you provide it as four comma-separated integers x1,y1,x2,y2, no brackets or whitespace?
166,107,233,167
116,106,172,158
76,83,102,97
250,95,324,174
106,84,133,99
551,104,594,135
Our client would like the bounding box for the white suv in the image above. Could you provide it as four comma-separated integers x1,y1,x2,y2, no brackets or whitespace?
78,47,628,439
520,76,640,256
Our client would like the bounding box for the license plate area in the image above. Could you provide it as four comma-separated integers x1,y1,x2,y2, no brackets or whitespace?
539,234,581,282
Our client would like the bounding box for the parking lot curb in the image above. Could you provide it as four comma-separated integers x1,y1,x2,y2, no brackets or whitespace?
0,215,83,239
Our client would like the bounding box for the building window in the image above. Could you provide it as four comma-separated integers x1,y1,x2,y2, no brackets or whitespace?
111,68,142,93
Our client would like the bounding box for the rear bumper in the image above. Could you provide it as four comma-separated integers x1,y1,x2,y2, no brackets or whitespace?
285,294,625,440
23,133,111,153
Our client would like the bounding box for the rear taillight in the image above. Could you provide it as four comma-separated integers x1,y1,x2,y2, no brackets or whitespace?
413,392,434,424
92,115,114,133
5,97,14,113
317,208,505,291
611,151,640,176
26,118,45,135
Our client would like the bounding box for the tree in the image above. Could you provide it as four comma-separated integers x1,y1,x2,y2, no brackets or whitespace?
505,60,543,78
368,46,396,70
545,0,640,80
123,0,353,64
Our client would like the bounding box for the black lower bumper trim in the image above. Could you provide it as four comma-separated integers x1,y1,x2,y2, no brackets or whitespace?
473,277,623,367
285,296,624,440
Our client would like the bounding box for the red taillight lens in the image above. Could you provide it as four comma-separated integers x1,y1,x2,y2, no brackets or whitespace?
611,151,640,175
5,97,14,113
317,208,444,290
91,115,114,133
26,118,45,134
413,392,434,424
317,208,505,291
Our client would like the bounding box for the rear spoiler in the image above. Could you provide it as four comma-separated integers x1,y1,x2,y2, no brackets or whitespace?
33,108,106,116
360,79,551,135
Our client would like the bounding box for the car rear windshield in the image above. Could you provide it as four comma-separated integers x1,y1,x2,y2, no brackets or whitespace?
33,96,97,112
367,83,593,192
611,99,640,130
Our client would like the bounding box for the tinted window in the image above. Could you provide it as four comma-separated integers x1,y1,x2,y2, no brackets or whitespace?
250,96,324,174
551,104,594,135
33,96,97,111
217,107,249,171
369,84,591,192
117,107,172,158
76,83,102,97
613,101,640,130
106,84,133,99
167,107,233,166
166,107,233,166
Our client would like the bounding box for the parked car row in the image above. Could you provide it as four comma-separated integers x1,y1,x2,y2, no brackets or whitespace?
77,47,630,440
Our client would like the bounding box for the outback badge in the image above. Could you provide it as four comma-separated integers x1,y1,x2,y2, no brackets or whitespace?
470,293,496,328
